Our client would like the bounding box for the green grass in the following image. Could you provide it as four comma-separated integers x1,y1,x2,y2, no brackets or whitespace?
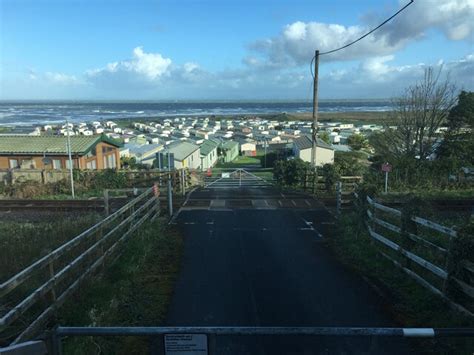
383,188,474,200
0,215,100,281
334,215,471,315
216,155,262,168
330,212,474,353
59,219,183,355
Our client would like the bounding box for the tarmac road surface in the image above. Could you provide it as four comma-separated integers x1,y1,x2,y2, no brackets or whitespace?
166,185,410,354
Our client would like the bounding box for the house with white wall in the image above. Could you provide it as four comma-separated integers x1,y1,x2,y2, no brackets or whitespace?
292,135,334,166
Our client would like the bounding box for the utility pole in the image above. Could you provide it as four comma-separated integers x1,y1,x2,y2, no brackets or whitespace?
311,49,320,169
311,50,320,194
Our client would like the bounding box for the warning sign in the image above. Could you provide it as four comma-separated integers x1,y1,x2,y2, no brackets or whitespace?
164,334,208,355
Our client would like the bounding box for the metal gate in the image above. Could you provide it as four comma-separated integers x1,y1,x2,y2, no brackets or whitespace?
204,168,272,188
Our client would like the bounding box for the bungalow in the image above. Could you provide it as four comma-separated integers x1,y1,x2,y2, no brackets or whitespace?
237,138,257,156
220,140,239,163
200,139,218,171
125,143,163,166
165,141,201,169
292,135,334,166
0,134,122,170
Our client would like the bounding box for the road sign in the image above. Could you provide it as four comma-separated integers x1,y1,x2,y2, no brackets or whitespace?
164,334,208,355
381,162,391,194
381,163,392,172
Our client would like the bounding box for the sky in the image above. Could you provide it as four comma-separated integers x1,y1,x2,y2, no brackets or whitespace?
0,0,473,100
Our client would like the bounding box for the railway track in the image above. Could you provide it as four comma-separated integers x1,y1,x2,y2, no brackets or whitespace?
0,198,125,212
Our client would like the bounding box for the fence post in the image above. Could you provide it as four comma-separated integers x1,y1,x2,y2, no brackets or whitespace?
104,189,110,216
336,181,342,216
181,169,186,196
168,174,173,217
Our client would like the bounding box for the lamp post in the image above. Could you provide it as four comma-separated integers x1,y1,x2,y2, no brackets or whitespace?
65,117,75,199
264,138,268,168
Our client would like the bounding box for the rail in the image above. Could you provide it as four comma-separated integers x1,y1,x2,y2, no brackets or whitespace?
0,187,160,346
364,195,474,316
4,326,473,355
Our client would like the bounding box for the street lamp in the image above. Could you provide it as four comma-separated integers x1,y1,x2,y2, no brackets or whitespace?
65,117,75,199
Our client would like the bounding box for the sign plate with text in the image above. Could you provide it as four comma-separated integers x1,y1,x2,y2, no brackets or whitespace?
164,334,208,355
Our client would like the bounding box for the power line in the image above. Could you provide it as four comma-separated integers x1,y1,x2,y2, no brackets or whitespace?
310,0,414,78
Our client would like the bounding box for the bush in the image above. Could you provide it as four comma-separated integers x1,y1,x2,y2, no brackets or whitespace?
273,158,310,187
321,163,340,191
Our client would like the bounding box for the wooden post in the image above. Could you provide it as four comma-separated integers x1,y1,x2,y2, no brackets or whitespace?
104,189,110,216
181,169,186,196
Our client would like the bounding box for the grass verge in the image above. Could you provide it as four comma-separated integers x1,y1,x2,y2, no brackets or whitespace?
58,218,183,355
329,212,474,353
0,215,100,281
216,155,261,168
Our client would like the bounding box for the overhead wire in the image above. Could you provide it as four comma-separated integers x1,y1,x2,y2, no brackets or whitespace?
310,0,414,78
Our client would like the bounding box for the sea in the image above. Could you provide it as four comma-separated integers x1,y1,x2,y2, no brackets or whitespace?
0,100,393,127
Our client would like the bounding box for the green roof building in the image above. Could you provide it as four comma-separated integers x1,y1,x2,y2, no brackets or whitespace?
0,134,122,170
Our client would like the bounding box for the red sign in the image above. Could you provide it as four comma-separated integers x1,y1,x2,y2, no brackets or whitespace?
381,163,392,172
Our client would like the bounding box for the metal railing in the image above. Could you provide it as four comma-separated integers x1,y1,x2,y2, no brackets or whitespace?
4,326,471,355
0,187,160,346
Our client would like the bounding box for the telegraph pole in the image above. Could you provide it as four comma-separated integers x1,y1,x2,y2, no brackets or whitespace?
311,50,320,194
311,49,319,169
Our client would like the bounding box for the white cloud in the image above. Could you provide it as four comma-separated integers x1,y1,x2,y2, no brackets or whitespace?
247,0,474,67
323,53,474,98
44,72,80,85
87,46,172,82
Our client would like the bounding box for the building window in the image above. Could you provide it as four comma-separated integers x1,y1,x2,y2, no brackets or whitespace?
9,159,19,169
104,154,116,168
52,159,62,170
86,160,97,170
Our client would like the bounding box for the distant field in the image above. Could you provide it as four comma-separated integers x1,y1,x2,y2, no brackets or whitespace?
263,111,392,124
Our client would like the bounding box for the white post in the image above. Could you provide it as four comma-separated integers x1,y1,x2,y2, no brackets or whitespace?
384,171,388,194
239,169,242,187
168,177,173,217
336,181,342,216
264,140,267,168
65,117,75,199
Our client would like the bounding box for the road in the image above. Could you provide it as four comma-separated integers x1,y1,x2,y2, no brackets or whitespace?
166,181,410,354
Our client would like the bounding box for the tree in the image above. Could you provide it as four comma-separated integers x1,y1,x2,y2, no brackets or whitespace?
273,158,310,187
319,131,331,145
334,151,366,176
347,134,367,151
446,91,474,131
437,91,474,167
388,67,457,160
321,163,340,191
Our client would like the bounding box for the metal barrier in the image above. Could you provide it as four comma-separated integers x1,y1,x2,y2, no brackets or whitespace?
0,187,160,346
32,326,474,355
